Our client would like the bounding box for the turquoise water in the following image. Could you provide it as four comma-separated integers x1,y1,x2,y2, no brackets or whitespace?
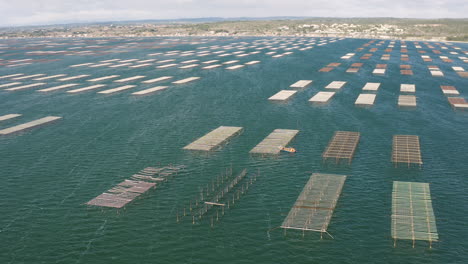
0,37,467,263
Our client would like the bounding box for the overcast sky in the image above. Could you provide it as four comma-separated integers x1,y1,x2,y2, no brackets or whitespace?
1,0,467,27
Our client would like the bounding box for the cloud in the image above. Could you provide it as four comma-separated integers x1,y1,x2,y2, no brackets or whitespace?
1,0,467,27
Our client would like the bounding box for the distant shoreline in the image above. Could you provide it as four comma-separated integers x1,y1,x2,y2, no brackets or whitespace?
1,35,467,44
1,18,467,42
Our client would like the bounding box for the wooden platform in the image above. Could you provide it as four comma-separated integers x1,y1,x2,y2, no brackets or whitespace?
400,84,416,93
131,86,168,95
245,60,260,65
392,135,422,167
142,76,173,84
88,75,120,82
38,83,78,92
5,83,45,91
362,82,380,91
392,181,438,247
398,95,417,107
0,82,22,88
58,75,89,81
290,80,312,89
447,97,468,110
172,77,200,84
250,129,299,155
86,180,156,208
67,84,106,93
440,85,459,95
0,116,62,135
86,165,184,209
281,173,346,233
322,131,360,164
183,126,243,151
226,65,244,70
114,76,145,83
98,85,136,94
309,92,335,104
355,94,376,106
373,69,386,75
0,114,21,122
325,81,346,89
268,90,297,101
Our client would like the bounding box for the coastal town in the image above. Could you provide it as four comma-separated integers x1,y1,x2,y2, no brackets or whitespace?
1,18,466,41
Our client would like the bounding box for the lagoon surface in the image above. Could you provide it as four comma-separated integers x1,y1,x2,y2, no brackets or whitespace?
0,37,467,263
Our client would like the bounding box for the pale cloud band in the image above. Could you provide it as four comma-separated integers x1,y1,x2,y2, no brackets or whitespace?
1,0,467,27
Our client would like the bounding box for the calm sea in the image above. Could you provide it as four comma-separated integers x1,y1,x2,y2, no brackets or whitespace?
0,37,467,263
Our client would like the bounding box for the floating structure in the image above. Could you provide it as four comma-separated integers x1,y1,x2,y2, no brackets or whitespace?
131,86,168,95
226,65,244,70
0,114,21,122
142,76,173,84
88,75,120,82
156,59,175,63
400,84,416,93
245,60,260,65
281,173,346,236
322,131,360,164
341,53,355,59
325,81,346,89
250,129,299,155
179,64,198,69
428,66,444,77
392,181,438,247
178,168,256,226
67,84,106,93
38,83,78,92
86,165,184,209
114,76,145,83
109,63,132,68
346,67,360,73
290,80,312,89
268,90,297,101
0,73,24,79
157,63,178,69
0,116,62,135
355,94,376,106
373,68,386,75
12,74,45,80
223,60,239,65
130,63,152,68
5,83,45,91
447,97,468,110
98,85,136,94
362,82,380,91
0,82,22,88
457,72,468,78
183,126,243,151
58,75,89,81
319,67,334,72
86,180,156,208
34,74,66,81
172,77,200,84
309,91,335,104
392,135,422,167
202,60,219,64
181,59,199,64
398,95,417,107
440,85,460,95
202,64,221,69
89,63,113,68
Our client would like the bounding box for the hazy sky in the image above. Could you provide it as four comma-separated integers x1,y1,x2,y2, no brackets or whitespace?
1,0,467,26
